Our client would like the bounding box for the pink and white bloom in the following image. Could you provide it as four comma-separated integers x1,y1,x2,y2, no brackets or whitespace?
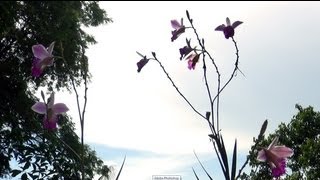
31,42,55,77
31,92,69,130
257,136,294,178
171,18,185,42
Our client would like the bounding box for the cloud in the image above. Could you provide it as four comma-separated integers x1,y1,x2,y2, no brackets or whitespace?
49,2,320,179
52,2,261,155
90,143,252,180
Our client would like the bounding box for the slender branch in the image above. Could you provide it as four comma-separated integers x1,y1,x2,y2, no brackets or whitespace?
202,47,213,110
187,15,214,105
59,42,83,125
79,44,88,180
216,73,221,134
212,37,240,104
152,56,207,121
186,13,222,134
202,53,217,135
202,50,222,129
235,135,263,180
201,45,216,132
53,133,81,161
59,41,86,180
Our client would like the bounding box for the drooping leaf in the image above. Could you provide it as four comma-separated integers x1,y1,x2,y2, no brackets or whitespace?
115,155,126,180
11,169,22,177
192,167,200,180
231,139,237,179
193,150,213,180
23,161,31,171
217,135,230,179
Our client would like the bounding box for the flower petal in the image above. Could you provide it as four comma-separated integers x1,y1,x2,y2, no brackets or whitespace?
179,46,193,60
270,146,294,158
188,59,195,70
171,20,181,30
186,53,196,61
47,42,55,55
52,103,69,114
31,67,42,77
137,58,149,73
265,149,284,169
226,17,231,26
232,21,243,29
215,24,225,31
41,57,54,67
43,116,57,130
223,26,235,39
171,27,185,42
47,92,55,108
31,58,43,77
31,102,47,114
186,53,199,70
268,136,279,149
257,149,267,161
271,159,286,178
32,44,50,60
32,56,41,66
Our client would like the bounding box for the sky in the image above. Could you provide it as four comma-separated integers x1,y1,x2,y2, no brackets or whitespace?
48,1,320,180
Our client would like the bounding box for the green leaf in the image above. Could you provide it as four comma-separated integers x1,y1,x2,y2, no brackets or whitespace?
115,155,126,180
29,173,38,179
217,135,230,179
11,169,22,177
192,167,199,180
231,139,237,180
21,173,28,180
23,161,31,170
32,163,36,171
193,150,213,180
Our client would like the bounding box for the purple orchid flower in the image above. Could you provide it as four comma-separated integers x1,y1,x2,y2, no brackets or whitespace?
31,92,69,130
257,136,294,178
136,51,149,73
31,42,55,77
215,17,242,39
179,46,193,60
186,53,200,70
171,18,185,42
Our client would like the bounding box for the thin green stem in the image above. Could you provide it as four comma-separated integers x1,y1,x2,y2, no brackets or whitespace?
186,12,221,136
235,135,264,180
53,133,81,161
151,56,208,122
212,37,240,104
59,41,87,180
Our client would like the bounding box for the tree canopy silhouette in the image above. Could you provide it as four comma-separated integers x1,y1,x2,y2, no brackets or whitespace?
0,1,113,179
240,104,320,180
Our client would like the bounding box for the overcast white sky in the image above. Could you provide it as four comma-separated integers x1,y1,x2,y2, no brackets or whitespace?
51,1,320,180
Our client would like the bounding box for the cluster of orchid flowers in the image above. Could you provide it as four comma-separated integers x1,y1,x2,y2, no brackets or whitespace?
30,42,69,130
137,17,243,72
136,15,294,179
